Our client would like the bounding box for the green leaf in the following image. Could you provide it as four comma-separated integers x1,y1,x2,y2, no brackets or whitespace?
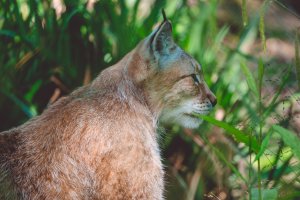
242,0,248,26
273,125,300,159
197,115,260,153
259,2,267,53
258,58,264,95
0,90,36,118
254,130,272,161
251,188,278,200
0,29,18,38
24,80,42,103
241,62,259,98
295,30,300,90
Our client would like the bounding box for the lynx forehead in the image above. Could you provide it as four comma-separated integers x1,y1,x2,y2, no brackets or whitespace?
0,10,216,199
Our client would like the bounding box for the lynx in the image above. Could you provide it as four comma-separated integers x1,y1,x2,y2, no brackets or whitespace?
0,11,216,200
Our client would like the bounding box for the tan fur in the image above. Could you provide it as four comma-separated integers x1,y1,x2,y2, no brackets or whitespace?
0,18,216,200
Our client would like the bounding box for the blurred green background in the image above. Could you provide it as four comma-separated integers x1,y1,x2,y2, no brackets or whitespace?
1,0,300,199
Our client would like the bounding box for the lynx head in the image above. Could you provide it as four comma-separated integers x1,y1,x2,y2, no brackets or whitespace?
128,10,217,129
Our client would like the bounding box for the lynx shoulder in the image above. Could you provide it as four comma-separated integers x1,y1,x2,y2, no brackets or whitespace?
0,12,216,200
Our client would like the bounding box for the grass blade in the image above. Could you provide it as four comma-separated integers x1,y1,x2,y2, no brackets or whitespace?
242,0,248,26
258,58,264,96
259,1,267,53
251,188,278,200
295,29,300,90
273,125,300,159
254,129,272,161
198,115,260,153
241,62,259,98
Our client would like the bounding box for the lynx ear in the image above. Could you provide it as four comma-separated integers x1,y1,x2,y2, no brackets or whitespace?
150,11,175,57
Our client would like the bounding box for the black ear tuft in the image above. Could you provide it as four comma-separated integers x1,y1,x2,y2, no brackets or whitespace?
151,20,174,55
162,9,167,22
147,9,175,58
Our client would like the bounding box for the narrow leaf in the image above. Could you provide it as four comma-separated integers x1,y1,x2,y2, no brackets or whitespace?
254,130,272,161
242,0,248,26
273,125,300,159
241,62,259,98
251,188,278,200
24,80,42,103
258,58,265,96
0,29,18,38
295,29,300,90
259,1,267,53
198,115,260,153
1,90,36,118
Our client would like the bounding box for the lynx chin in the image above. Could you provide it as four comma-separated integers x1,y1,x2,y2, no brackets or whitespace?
0,11,216,200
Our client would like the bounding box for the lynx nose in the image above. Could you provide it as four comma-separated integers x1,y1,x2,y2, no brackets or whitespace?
207,93,217,107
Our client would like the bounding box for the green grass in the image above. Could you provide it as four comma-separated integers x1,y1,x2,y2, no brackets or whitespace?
0,0,299,199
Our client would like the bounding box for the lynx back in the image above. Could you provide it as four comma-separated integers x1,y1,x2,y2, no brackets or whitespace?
0,11,216,200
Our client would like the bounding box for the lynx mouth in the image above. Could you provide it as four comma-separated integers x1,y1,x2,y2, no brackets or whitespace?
184,112,207,118
184,110,211,118
184,113,197,118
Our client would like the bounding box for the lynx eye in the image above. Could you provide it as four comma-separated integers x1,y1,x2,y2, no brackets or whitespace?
191,74,200,85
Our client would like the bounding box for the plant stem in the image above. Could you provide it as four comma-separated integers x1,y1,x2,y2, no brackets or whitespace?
257,151,262,200
249,130,252,200
258,61,264,200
